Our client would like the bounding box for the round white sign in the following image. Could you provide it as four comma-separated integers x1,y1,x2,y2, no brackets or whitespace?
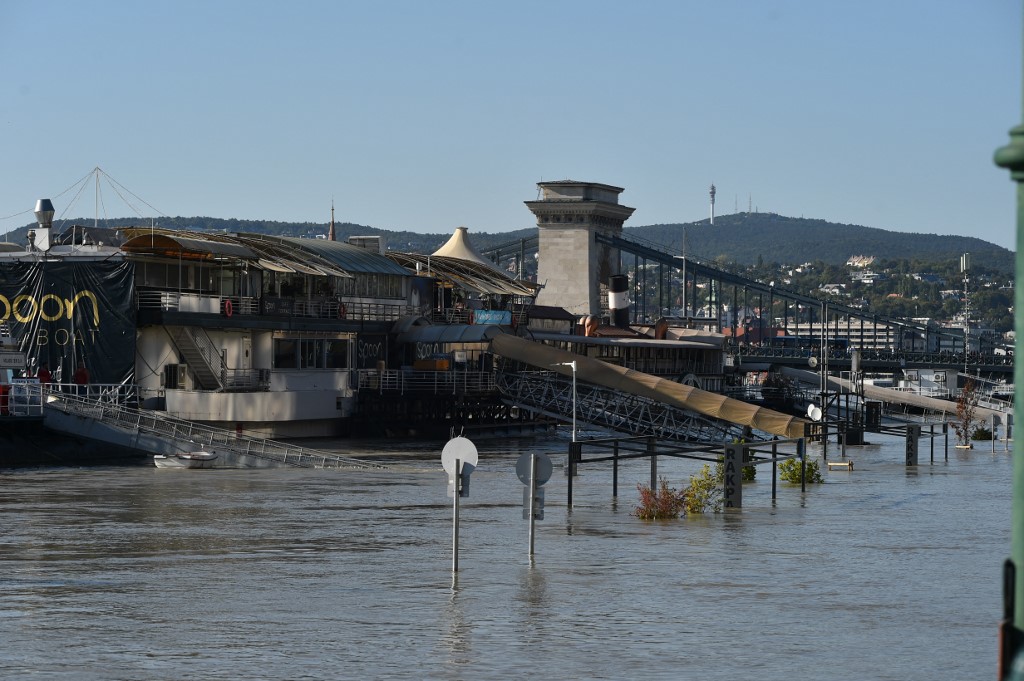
441,437,479,475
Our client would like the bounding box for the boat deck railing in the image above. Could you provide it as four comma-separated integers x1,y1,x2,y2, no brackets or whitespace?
357,369,496,395
137,289,419,323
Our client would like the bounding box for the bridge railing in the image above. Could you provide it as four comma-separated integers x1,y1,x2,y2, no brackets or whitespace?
735,344,1013,368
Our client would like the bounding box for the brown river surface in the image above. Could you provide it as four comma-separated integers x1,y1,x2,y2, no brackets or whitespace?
0,431,1010,680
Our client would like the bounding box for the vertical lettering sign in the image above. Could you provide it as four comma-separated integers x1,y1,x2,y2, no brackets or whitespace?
0,261,136,384
723,444,744,508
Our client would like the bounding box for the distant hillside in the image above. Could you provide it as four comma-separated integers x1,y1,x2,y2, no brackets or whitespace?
631,213,1014,273
5,212,1013,274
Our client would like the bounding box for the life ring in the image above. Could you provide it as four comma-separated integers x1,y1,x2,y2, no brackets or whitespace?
338,303,347,319
223,299,233,317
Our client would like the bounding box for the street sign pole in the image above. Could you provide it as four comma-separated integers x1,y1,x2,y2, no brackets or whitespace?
453,458,460,572
441,437,478,574
517,452,551,560
528,454,536,557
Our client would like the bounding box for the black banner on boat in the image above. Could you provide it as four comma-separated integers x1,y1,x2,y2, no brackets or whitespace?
0,260,136,385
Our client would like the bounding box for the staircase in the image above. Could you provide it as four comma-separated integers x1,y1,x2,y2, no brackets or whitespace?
169,326,224,390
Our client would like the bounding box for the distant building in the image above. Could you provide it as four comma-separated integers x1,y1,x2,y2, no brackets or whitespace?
846,255,876,267
850,270,884,284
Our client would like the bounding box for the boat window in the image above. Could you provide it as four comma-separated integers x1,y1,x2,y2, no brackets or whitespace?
325,340,348,368
273,339,298,368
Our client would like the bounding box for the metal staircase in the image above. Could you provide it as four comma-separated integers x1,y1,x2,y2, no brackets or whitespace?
169,326,224,390
496,369,748,443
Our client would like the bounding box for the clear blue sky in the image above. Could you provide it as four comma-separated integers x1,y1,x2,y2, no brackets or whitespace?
1,0,1021,249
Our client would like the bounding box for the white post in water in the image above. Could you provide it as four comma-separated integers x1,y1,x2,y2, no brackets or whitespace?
441,437,478,573
453,458,460,572
529,454,537,556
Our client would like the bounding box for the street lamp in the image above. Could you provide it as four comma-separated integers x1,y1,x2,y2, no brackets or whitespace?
552,361,577,442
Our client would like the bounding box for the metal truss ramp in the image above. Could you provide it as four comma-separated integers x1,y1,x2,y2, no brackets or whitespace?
490,333,806,442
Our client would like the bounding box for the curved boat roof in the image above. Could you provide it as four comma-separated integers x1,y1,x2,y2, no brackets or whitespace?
120,228,409,278
387,252,538,296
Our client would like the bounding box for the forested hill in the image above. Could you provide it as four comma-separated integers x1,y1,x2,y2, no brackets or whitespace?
631,213,1014,273
4,211,1013,274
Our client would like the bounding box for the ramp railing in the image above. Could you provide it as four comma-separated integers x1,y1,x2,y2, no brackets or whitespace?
44,391,386,470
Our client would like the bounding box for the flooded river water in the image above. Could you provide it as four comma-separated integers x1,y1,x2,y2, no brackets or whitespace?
0,431,1010,679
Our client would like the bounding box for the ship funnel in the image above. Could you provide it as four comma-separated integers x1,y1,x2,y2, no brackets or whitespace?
31,199,54,252
609,274,630,327
34,199,55,228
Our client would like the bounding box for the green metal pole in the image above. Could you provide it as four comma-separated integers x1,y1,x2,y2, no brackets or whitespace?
994,19,1024,666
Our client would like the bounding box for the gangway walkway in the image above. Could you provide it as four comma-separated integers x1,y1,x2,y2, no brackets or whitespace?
39,389,386,470
491,333,806,442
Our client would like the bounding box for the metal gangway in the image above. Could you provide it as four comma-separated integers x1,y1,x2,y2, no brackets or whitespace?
38,387,386,470
496,368,749,443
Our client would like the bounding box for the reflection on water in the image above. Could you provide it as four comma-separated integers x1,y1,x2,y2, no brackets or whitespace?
0,433,1010,680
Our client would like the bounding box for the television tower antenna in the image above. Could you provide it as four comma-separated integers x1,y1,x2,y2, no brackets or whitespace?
709,183,716,225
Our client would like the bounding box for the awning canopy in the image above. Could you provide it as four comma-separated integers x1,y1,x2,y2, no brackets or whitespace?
120,228,353,277
387,252,539,297
528,331,723,350
396,324,505,345
121,233,256,260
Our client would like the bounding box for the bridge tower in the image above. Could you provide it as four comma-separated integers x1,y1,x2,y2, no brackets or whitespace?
525,180,635,317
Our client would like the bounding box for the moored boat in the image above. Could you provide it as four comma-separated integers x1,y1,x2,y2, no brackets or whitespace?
153,451,219,469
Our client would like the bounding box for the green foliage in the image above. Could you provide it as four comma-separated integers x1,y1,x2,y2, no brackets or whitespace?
684,464,723,514
715,455,756,482
777,456,824,484
632,214,1014,274
633,465,727,519
633,477,687,520
973,426,994,441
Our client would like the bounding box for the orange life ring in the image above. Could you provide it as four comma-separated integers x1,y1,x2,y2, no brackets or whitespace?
338,303,347,319
223,299,233,317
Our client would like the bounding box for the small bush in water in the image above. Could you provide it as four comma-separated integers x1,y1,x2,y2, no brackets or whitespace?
684,463,723,514
634,477,687,519
778,456,824,484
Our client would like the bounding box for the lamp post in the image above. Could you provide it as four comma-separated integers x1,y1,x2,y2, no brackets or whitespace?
552,361,577,442
994,47,1024,673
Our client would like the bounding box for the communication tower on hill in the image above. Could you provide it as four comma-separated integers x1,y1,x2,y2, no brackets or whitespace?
709,183,716,225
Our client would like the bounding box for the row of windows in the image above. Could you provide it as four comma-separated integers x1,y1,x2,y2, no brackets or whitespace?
273,338,350,369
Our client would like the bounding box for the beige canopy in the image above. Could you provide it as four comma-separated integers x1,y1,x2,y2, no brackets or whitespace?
491,333,807,439
432,226,501,271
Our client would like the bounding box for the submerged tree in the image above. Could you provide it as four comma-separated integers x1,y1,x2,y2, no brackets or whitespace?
954,379,980,448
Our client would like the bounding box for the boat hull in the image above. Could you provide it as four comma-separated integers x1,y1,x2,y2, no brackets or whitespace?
153,452,218,469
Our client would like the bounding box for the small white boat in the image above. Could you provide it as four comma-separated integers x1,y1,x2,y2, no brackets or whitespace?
153,451,219,469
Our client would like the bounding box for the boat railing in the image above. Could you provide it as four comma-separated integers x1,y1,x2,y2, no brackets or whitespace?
44,392,385,470
892,385,952,399
222,368,271,391
136,288,418,323
357,369,496,395
2,382,135,418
